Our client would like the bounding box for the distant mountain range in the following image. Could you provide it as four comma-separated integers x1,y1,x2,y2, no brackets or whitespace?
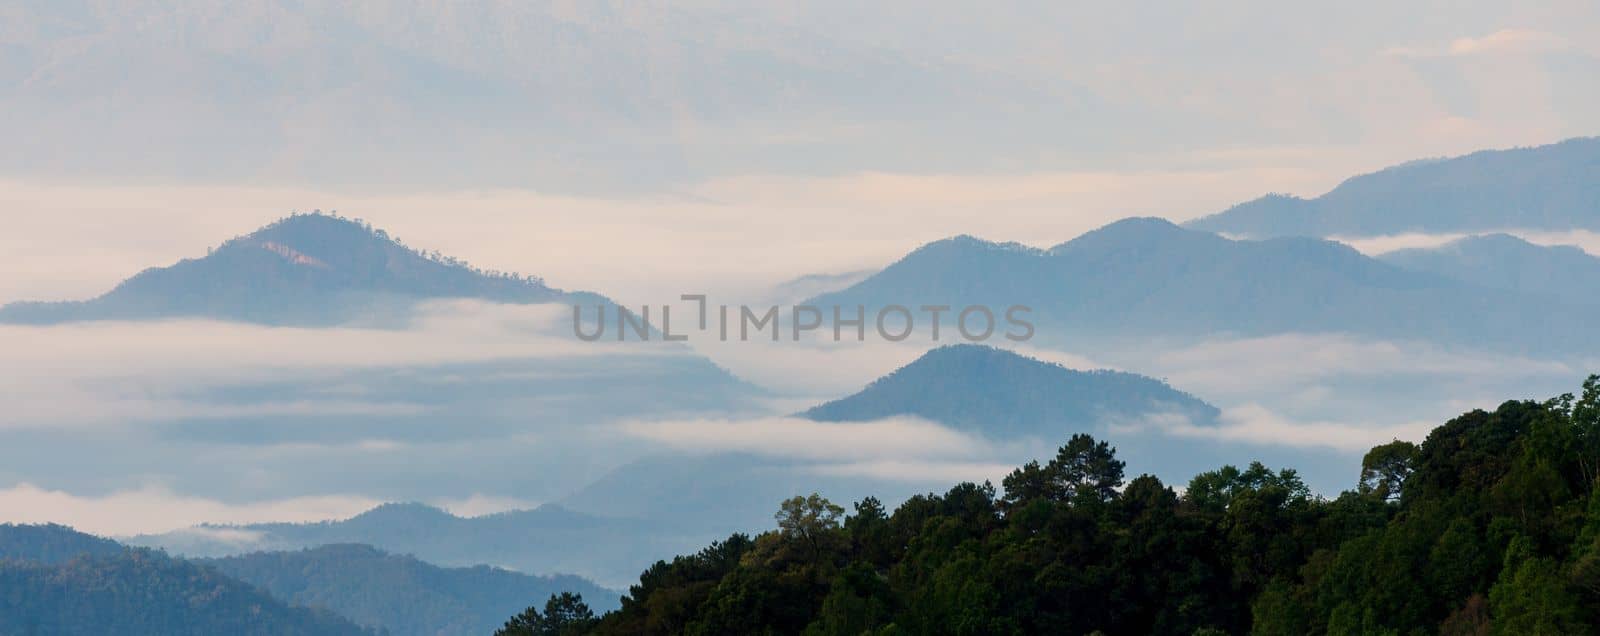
1187,137,1600,238
803,344,1218,437
203,544,616,636
806,217,1600,354
133,502,697,590
560,345,1229,535
2,522,613,636
1378,233,1600,299
0,212,598,326
0,524,372,636
0,213,765,456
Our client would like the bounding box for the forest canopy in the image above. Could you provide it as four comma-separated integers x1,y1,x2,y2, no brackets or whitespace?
502,375,1600,635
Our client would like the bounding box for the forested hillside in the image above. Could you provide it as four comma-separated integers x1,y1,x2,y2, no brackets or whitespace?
0,523,125,565
203,543,616,636
0,549,373,636
501,376,1600,635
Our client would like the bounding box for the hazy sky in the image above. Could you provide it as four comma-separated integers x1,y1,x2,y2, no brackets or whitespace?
3,1,1600,535
3,1,1599,304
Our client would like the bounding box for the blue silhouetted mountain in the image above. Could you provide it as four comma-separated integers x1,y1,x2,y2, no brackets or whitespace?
133,502,689,590
1379,234,1600,299
0,212,600,325
201,543,617,636
0,524,372,636
1187,136,1600,237
557,346,1235,538
801,344,1218,437
804,217,1600,354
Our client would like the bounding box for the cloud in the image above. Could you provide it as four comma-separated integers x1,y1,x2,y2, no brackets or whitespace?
808,460,1017,484
0,483,379,536
0,300,685,429
616,416,995,462
1149,333,1576,398
1330,232,1471,254
1114,405,1436,452
1383,29,1585,59
431,493,539,518
1449,29,1578,56
686,338,931,397
615,415,1029,484
1333,229,1600,257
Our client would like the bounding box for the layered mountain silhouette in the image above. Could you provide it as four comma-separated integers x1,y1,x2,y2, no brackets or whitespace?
203,543,617,636
802,344,1218,437
1379,234,1600,299
559,345,1229,537
0,524,372,636
134,502,690,590
1187,136,1600,237
0,212,598,325
805,217,1599,354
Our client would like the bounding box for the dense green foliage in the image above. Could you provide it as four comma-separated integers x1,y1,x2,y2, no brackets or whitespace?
0,548,372,636
495,592,600,636
203,543,616,636
517,376,1600,635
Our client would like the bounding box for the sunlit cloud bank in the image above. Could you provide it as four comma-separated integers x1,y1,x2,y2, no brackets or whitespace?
0,483,380,537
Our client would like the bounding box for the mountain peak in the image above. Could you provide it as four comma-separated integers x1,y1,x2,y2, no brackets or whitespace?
802,344,1218,438
1051,216,1222,255
907,234,1044,258
1187,136,1600,237
0,212,573,325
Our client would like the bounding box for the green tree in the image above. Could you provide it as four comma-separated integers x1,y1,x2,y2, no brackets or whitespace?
1488,550,1581,634
497,592,598,636
1358,440,1418,502
777,494,846,561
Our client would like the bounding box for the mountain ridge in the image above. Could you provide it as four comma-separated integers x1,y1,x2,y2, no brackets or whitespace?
801,344,1219,438
0,212,598,325
804,218,1599,354
0,524,373,636
1186,136,1600,237
201,542,618,636
1379,233,1600,299
132,501,697,590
